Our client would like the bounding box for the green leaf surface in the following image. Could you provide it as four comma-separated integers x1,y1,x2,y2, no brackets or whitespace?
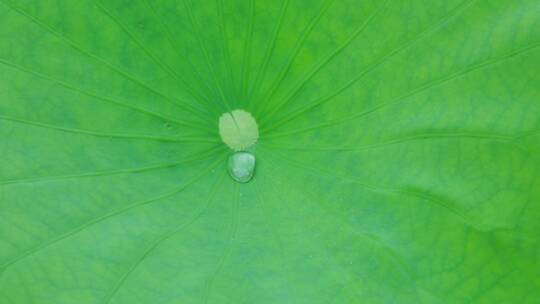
1,0,539,303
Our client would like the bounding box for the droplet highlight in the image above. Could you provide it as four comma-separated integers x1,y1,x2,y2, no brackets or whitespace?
228,151,256,183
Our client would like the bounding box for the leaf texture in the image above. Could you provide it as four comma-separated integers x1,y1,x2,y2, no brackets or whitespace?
0,0,539,303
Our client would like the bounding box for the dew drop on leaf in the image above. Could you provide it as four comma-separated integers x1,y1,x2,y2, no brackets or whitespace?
228,151,256,183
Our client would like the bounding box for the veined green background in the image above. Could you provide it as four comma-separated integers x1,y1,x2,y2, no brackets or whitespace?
0,0,539,303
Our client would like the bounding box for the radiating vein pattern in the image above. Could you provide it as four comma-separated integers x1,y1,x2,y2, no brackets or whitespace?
0,0,539,303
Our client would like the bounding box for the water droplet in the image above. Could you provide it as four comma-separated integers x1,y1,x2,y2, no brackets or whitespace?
228,151,255,183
